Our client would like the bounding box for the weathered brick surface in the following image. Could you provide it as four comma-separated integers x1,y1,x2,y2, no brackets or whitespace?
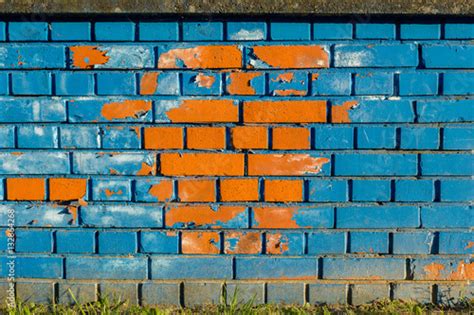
0,19,472,306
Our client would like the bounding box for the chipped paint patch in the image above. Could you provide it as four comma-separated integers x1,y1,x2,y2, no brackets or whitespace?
225,231,261,254
166,205,246,228
158,45,242,69
227,71,262,95
252,207,300,229
70,46,110,69
332,100,359,123
249,45,329,69
148,180,174,202
101,100,152,121
194,73,216,88
140,72,159,95
248,154,330,176
136,161,155,176
266,233,290,255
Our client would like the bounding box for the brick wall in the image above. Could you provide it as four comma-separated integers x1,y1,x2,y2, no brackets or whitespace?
0,19,473,306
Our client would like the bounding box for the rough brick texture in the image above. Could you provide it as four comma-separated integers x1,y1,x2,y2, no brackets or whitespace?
0,19,473,306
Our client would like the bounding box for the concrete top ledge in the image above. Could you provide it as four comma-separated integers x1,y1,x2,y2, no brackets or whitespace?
1,0,473,15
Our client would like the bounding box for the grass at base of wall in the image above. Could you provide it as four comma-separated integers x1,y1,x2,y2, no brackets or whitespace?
2,297,473,315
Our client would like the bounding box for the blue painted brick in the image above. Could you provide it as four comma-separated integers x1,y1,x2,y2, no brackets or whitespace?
350,232,388,254
9,22,48,41
400,24,440,39
95,22,135,41
308,284,347,305
140,231,178,253
0,152,69,175
92,178,131,201
337,205,419,228
392,232,434,254
139,22,179,41
438,232,474,254
421,154,473,175
323,258,405,280
15,230,51,253
0,204,76,227
417,100,474,123
312,72,351,95
357,126,396,149
422,45,474,68
56,72,94,95
444,72,474,95
356,23,395,39
80,205,163,228
18,125,58,148
182,72,222,95
445,23,474,39
138,71,180,95
183,22,223,41
227,22,266,41
395,180,434,202
335,100,414,123
12,71,52,95
66,257,147,280
270,22,310,40
225,71,265,95
73,152,155,175
0,72,8,94
98,231,137,254
97,72,136,95
8,256,63,279
251,206,334,229
235,257,317,280
68,100,152,123
421,205,473,228
410,258,472,280
142,283,180,305
307,232,345,254
56,230,95,254
267,283,305,305
0,45,65,69
60,125,100,149
352,180,390,202
440,179,474,202
0,179,4,200
152,256,232,279
354,72,393,95
308,179,348,202
313,23,352,40
265,232,303,255
0,22,5,41
135,178,175,202
314,125,353,149
335,154,417,176
400,127,439,150
399,72,438,96
269,71,308,96
51,22,91,41
334,44,418,67
101,126,141,149
0,126,14,148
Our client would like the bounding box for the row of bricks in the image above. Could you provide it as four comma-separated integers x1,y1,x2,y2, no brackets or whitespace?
1,124,471,151
0,152,472,176
1,255,472,280
0,71,472,96
1,21,473,42
2,177,472,203
3,229,472,255
0,43,473,69
1,203,471,229
4,281,471,306
1,99,473,124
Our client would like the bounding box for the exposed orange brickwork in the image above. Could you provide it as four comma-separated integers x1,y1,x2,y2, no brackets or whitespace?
49,178,88,201
266,233,291,255
70,46,109,69
158,45,242,69
243,100,327,123
187,127,226,150
226,71,263,95
224,231,261,254
101,100,152,121
249,45,329,68
272,127,311,150
248,154,330,175
166,100,239,123
252,207,301,229
166,205,246,228
264,179,304,202
6,178,45,201
144,127,183,149
178,179,216,202
231,126,268,149
220,178,260,201
182,231,220,254
160,153,245,176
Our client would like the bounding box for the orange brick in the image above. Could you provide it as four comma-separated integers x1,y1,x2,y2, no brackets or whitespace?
178,179,216,202
249,45,329,69
248,154,330,176
187,127,226,150
243,100,326,123
266,233,293,255
252,207,301,229
166,205,247,228
6,178,45,201
181,231,220,254
165,100,239,123
49,178,88,201
231,126,268,149
224,231,261,254
158,45,242,69
226,72,263,95
220,178,259,202
272,127,311,150
160,153,244,176
264,179,303,202
144,127,183,149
